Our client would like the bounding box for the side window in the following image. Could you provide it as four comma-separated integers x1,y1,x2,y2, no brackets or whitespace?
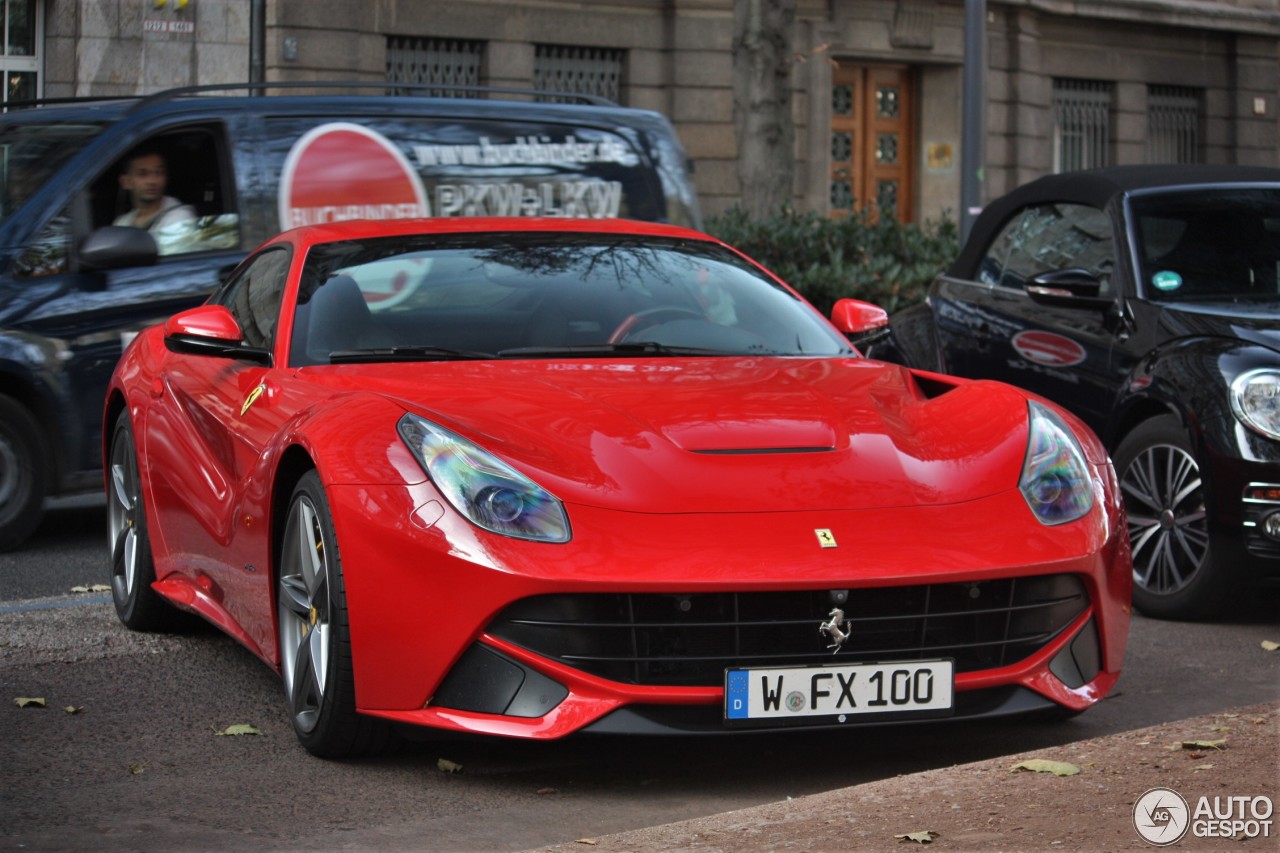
12,211,71,279
1000,203,1114,294
96,127,240,258
13,126,241,280
216,247,291,350
978,211,1027,286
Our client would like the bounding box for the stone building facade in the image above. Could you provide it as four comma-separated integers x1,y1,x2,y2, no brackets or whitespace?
29,0,1280,222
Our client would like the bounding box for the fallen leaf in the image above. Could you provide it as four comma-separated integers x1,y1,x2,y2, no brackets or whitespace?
14,697,46,708
1261,640,1279,652
896,830,940,844
437,758,463,774
128,763,146,775
1010,759,1081,777
1194,764,1215,771
64,706,83,715
1181,739,1227,751
214,723,261,736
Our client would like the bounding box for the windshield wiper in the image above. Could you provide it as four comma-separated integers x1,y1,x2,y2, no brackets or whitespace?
328,345,496,363
497,342,732,359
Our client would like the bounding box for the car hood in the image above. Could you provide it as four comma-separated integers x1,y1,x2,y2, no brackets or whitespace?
1159,300,1280,353
300,357,1034,514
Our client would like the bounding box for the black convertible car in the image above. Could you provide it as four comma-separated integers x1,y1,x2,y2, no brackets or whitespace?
871,165,1280,619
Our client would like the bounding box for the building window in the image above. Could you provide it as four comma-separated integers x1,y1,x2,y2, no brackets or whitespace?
1,0,40,107
1052,79,1113,173
1148,85,1202,164
386,36,484,97
533,45,624,103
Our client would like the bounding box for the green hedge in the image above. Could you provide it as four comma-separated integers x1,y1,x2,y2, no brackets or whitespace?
705,207,959,315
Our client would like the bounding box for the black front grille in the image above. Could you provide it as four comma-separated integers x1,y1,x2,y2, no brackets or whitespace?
487,574,1089,687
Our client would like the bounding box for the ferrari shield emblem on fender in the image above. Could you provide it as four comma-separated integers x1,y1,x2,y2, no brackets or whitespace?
240,383,265,416
815,528,837,548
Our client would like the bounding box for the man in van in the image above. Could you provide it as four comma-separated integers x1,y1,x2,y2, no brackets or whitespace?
113,147,196,235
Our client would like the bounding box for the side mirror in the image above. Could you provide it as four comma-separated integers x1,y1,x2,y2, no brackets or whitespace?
1026,269,1113,311
79,226,158,271
830,298,891,348
163,305,272,365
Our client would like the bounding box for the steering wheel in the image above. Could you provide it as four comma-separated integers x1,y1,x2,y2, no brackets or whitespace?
608,307,706,343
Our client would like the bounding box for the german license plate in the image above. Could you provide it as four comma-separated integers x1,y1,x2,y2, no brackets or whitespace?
724,660,954,725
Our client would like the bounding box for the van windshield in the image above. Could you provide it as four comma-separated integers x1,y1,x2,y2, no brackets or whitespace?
0,123,103,224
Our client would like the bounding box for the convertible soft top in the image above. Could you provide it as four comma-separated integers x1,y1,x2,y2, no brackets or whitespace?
951,164,1280,279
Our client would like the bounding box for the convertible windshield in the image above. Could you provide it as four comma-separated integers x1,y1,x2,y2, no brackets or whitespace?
1131,187,1280,302
0,122,103,223
291,233,853,365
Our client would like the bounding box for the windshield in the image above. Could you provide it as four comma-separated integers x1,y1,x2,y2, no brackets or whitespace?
290,233,852,366
0,122,103,223
1131,187,1280,302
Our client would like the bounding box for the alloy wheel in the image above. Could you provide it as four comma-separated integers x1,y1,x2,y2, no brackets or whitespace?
1120,442,1210,597
108,428,141,600
278,495,332,735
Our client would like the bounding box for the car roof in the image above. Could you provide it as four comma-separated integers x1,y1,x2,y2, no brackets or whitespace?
276,216,714,246
0,85,667,129
951,165,1280,278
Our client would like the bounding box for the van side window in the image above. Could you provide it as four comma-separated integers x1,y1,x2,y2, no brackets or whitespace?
96,127,240,258
12,126,241,280
215,247,291,350
12,212,71,278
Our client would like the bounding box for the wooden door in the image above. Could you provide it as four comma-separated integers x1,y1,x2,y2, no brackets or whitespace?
829,64,915,223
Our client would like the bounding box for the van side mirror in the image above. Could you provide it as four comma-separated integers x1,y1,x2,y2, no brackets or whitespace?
163,304,272,365
830,298,890,348
79,226,158,271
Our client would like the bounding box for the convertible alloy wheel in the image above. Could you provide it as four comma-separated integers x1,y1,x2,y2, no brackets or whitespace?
1115,415,1222,619
107,411,176,631
276,471,393,757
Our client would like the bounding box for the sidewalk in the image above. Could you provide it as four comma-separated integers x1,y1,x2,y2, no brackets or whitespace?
532,702,1279,852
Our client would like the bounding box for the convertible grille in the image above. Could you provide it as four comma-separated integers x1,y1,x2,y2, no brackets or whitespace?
487,574,1089,686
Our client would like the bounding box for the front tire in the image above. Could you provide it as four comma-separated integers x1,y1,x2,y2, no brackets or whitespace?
107,410,181,631
277,471,394,758
1114,415,1229,619
0,394,48,551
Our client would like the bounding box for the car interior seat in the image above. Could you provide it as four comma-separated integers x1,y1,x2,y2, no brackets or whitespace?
306,274,395,361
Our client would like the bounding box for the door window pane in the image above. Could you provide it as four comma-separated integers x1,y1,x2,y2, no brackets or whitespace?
999,203,1114,292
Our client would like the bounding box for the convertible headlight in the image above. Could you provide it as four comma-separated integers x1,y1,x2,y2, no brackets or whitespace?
397,414,570,542
1019,401,1094,526
1231,369,1280,441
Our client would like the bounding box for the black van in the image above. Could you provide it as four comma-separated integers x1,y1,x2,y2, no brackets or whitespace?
0,82,700,549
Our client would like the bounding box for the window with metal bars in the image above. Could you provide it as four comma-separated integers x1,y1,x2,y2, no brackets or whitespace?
533,45,624,104
1147,85,1202,164
1,0,41,107
1052,79,1113,174
386,36,484,97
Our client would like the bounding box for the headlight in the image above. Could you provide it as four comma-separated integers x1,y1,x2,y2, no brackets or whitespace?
397,414,570,542
1231,368,1280,441
1019,401,1094,525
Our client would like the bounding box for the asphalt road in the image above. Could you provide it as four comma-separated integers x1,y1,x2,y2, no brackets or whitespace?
1,496,1277,851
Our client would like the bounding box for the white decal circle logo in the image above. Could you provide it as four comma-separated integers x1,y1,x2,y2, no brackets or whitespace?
1133,787,1190,846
